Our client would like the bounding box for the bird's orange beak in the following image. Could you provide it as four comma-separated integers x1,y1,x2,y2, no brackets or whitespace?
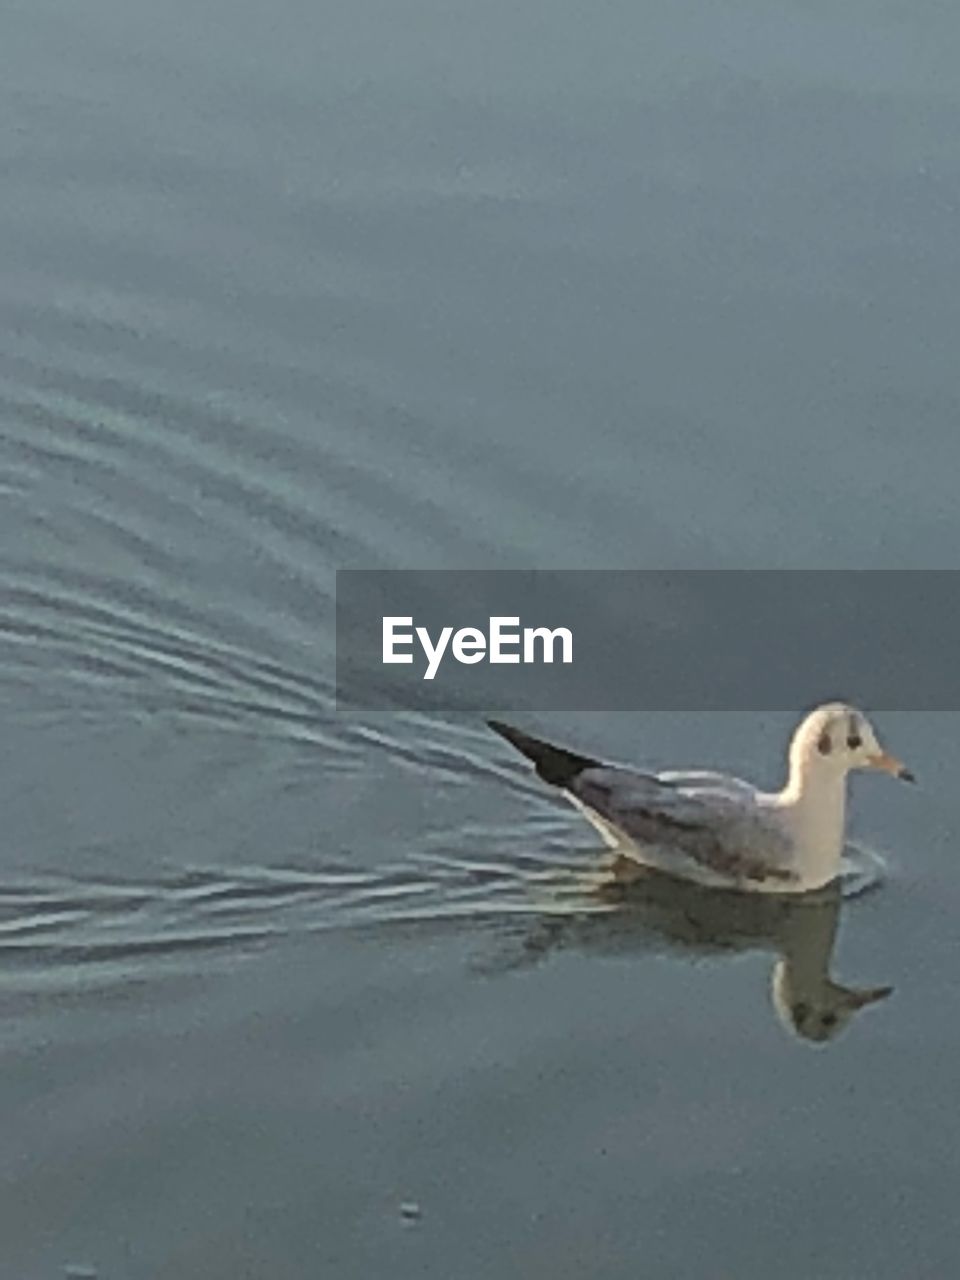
868,751,915,783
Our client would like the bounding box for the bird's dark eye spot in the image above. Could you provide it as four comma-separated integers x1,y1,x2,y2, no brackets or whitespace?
817,732,832,755
847,734,862,750
821,1011,838,1029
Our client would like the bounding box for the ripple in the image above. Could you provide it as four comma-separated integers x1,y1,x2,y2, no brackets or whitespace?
0,841,605,971
838,841,887,897
0,829,887,976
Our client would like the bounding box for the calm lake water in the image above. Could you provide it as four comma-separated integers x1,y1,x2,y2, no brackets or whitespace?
2,2,960,1277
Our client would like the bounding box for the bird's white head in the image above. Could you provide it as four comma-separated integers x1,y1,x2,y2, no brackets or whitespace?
789,702,914,785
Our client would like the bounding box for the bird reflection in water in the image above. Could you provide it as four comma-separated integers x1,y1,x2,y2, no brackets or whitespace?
486,851,892,1046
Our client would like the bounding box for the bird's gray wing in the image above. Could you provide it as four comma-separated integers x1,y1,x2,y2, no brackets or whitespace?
656,769,759,800
484,721,794,886
570,766,794,885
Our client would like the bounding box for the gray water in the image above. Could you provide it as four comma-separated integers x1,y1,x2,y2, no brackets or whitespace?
2,2,960,1277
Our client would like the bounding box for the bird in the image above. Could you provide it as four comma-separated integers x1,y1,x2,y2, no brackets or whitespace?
487,702,914,894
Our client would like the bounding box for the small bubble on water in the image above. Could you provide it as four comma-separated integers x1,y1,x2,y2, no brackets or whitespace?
64,1267,98,1280
400,1200,422,1222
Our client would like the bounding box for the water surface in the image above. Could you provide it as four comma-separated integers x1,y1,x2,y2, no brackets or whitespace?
2,2,960,1276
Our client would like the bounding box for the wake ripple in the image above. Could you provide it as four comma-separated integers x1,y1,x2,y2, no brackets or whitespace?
0,849,608,971
0,838,885,973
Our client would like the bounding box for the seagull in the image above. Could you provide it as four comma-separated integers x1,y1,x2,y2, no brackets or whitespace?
487,703,914,893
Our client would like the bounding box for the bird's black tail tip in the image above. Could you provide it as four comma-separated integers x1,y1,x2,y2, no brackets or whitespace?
486,719,601,788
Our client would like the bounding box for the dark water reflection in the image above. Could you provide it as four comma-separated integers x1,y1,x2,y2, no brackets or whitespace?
490,857,894,1046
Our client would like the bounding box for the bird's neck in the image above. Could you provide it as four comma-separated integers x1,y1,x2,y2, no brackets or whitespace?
779,763,848,888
